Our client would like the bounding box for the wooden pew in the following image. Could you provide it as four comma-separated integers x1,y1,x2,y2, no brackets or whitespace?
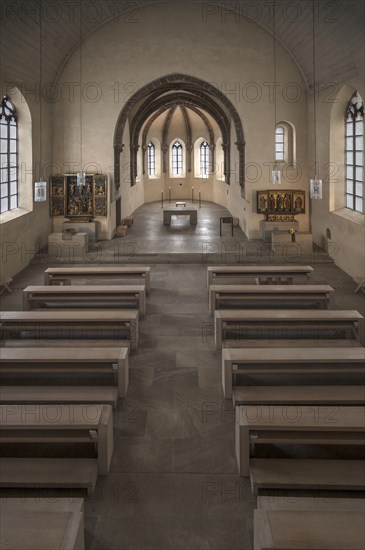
207,265,313,286
257,495,365,512
0,387,118,408
232,386,365,407
0,458,97,497
254,508,365,550
209,284,334,315
23,285,146,317
222,347,365,399
235,405,365,476
250,458,365,496
0,310,139,350
0,498,85,550
214,309,365,350
0,347,129,398
44,265,151,293
0,403,113,475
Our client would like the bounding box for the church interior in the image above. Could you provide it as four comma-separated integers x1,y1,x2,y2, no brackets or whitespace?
0,0,364,549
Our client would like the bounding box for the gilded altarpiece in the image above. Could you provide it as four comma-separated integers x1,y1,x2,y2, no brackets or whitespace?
257,190,305,221
50,174,107,218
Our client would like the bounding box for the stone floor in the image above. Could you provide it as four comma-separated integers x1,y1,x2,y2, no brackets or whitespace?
1,201,364,550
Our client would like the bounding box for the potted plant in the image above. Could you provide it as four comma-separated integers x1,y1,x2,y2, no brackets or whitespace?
289,228,296,242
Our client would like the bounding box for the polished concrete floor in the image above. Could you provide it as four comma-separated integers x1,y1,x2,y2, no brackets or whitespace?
1,201,364,550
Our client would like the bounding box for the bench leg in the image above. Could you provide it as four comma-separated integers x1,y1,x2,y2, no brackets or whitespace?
130,320,138,350
117,356,129,398
222,359,232,400
235,421,250,477
215,317,222,350
23,292,31,310
139,291,146,317
357,318,365,346
209,290,216,316
87,482,96,497
145,272,150,294
98,405,114,475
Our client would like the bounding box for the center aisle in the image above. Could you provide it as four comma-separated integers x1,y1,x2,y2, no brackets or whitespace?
86,264,254,550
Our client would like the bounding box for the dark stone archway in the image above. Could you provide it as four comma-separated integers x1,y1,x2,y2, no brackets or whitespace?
113,74,245,190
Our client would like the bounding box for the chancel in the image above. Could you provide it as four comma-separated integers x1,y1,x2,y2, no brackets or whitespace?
0,1,364,549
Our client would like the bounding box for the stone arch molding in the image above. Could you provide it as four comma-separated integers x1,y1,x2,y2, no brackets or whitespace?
113,74,245,190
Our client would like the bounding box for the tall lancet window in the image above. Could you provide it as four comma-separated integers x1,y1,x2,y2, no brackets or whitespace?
172,141,183,176
275,126,285,161
0,96,18,213
147,141,155,176
200,141,210,176
345,91,364,213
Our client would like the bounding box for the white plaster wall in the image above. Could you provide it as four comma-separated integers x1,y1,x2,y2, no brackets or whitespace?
310,77,365,280
53,1,308,239
0,82,52,281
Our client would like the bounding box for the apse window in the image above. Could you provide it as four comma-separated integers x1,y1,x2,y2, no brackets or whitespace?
345,91,364,213
172,141,183,176
275,126,285,161
200,141,210,177
147,141,155,176
0,96,18,213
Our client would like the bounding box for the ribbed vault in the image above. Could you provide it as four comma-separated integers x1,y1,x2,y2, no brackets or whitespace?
114,74,246,188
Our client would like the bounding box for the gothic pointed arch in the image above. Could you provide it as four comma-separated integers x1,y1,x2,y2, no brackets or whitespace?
113,74,245,190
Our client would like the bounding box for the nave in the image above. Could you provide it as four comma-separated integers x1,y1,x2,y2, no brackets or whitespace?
0,253,364,549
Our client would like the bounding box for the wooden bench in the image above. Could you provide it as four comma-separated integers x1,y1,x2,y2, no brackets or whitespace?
214,309,365,350
0,310,139,350
232,385,365,407
250,458,365,496
209,284,334,315
0,457,97,497
207,266,313,286
0,347,129,398
23,285,146,317
44,266,151,293
257,495,365,512
254,508,365,549
0,403,113,475
0,387,118,408
222,347,365,399
235,405,365,476
0,498,85,549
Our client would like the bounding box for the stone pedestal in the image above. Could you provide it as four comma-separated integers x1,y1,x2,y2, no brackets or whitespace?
271,231,314,256
48,232,88,260
261,220,299,243
63,221,97,242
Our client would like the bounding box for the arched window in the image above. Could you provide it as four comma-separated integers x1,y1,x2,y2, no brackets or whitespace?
275,126,285,161
0,96,18,213
200,141,210,176
147,141,155,176
345,91,364,213
172,141,183,176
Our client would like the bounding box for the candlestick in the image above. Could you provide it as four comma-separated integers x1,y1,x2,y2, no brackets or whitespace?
199,190,201,208
192,186,194,203
168,186,171,203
